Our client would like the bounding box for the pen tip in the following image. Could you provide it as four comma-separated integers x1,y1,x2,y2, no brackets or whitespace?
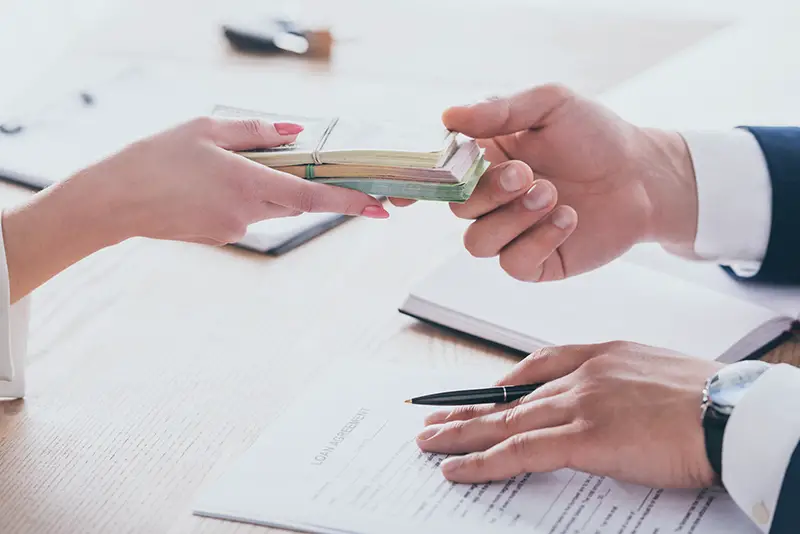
404,399,412,404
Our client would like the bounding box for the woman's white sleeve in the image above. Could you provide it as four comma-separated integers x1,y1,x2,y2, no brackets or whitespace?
0,213,30,399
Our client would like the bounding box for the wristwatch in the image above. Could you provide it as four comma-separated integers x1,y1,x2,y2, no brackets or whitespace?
701,360,772,479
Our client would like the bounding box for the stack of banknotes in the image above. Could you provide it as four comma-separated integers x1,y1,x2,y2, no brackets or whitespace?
213,105,488,202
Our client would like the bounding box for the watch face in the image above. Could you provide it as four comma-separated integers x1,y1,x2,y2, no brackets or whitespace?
707,361,771,417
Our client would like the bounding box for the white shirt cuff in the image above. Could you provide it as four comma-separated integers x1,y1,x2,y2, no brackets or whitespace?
681,129,772,277
722,363,800,532
0,212,30,399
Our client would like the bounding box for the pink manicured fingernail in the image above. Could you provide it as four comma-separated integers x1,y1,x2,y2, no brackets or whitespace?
274,122,304,135
416,427,439,441
361,206,390,219
552,206,576,229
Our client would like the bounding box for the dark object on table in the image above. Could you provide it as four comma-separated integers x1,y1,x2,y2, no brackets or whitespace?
222,18,333,58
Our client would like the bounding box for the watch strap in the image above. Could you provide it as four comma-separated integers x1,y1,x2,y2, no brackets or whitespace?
700,361,772,481
703,408,726,478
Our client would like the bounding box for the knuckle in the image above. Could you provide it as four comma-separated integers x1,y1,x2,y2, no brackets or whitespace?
579,355,608,378
462,228,493,259
292,186,318,213
447,406,478,422
537,82,575,103
501,405,525,433
579,342,628,376
561,387,580,410
443,420,467,440
507,434,531,462
466,452,487,472
499,253,539,282
240,118,267,139
572,417,593,437
600,340,633,354
513,348,556,380
562,423,589,470
566,386,590,413
530,346,555,362
570,382,603,421
187,116,215,135
450,199,481,220
450,203,470,220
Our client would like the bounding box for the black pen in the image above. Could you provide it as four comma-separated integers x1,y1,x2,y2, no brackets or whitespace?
404,383,543,406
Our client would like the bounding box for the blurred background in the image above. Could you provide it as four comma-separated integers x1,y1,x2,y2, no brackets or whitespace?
0,0,796,211
0,0,772,111
2,0,797,248
0,0,771,171
1,0,797,206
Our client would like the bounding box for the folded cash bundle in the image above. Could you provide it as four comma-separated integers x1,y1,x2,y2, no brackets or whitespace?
213,105,488,202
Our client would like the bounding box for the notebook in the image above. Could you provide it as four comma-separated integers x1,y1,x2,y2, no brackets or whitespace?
193,363,756,534
399,245,800,363
0,63,375,255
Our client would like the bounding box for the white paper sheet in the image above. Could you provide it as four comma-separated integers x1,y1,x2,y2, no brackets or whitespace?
194,364,758,534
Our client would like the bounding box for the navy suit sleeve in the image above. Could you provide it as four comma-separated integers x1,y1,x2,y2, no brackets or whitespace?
728,128,800,532
725,127,800,284
770,440,800,533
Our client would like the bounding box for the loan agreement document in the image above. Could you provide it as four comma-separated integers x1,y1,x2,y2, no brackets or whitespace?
193,365,758,534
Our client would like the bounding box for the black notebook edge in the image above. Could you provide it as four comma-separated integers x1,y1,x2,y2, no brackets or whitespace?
236,213,352,256
398,308,530,357
398,308,797,363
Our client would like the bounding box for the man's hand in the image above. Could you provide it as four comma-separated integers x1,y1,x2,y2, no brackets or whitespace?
396,84,699,282
416,342,721,489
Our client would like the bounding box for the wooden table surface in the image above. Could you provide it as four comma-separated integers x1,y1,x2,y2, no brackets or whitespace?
0,2,797,533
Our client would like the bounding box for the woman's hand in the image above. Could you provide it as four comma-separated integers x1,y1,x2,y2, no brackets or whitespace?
72,116,389,245
1,116,389,302
416,342,721,489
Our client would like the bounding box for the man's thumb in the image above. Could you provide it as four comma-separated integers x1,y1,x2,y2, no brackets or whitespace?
442,84,574,139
